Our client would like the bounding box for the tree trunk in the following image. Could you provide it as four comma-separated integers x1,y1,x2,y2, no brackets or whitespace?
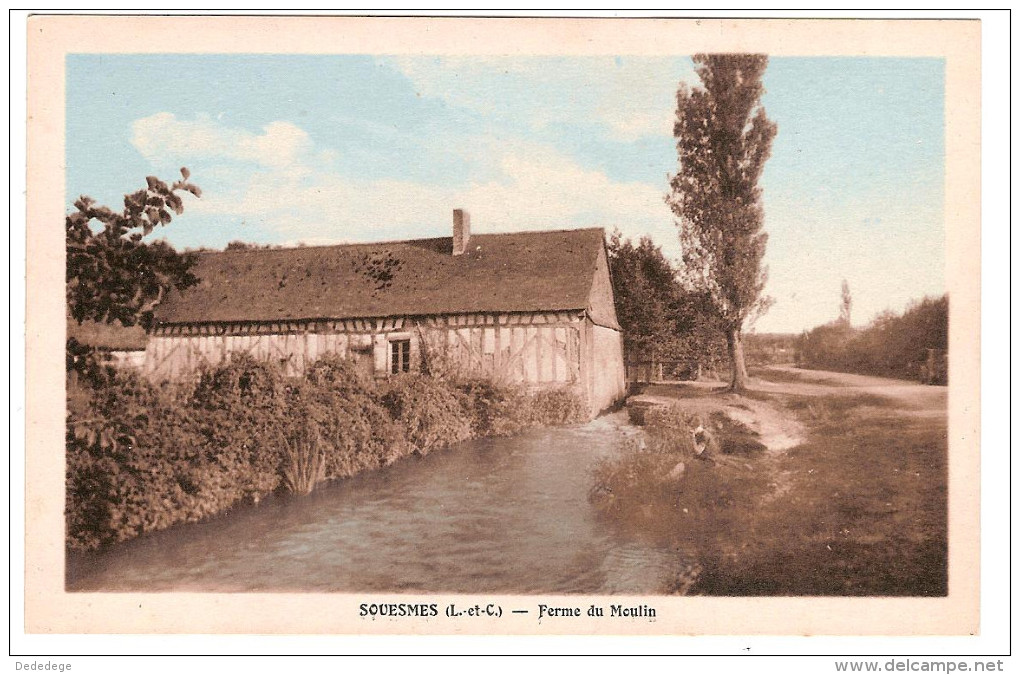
726,327,749,391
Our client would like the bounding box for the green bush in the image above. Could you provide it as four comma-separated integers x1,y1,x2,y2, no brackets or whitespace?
66,366,278,551
190,354,289,495
455,379,533,437
301,356,410,477
529,387,588,426
305,353,376,396
455,381,587,435
381,374,472,455
644,404,713,458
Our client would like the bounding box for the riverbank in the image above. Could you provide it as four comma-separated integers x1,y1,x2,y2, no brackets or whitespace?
67,412,658,593
593,367,947,595
66,354,587,553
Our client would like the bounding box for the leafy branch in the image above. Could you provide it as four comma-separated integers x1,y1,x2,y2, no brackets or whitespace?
66,168,201,331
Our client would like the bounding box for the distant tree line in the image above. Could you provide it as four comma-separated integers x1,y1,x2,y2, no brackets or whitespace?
742,333,799,367
798,293,948,384
224,240,285,251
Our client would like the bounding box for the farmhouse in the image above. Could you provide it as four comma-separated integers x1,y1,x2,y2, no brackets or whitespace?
146,210,627,416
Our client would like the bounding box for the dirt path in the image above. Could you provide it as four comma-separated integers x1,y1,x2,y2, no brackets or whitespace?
626,366,947,453
753,366,947,412
628,385,807,453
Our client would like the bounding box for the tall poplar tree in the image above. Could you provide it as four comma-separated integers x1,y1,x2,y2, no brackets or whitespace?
667,54,777,391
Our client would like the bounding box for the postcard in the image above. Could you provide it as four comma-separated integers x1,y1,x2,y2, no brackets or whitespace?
25,15,982,637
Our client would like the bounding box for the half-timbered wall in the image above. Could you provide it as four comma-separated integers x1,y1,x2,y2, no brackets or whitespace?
145,316,409,381
143,311,585,389
415,311,583,386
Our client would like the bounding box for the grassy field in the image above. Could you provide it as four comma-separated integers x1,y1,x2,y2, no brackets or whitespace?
595,367,948,596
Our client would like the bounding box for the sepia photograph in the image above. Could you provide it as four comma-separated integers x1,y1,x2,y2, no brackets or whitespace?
22,14,988,641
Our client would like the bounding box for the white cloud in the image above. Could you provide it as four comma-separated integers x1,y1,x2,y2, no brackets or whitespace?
462,145,664,230
131,113,313,167
131,113,679,255
603,109,676,142
594,58,692,141
384,55,693,142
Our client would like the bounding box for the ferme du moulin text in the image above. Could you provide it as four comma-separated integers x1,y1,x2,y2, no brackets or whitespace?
538,604,656,619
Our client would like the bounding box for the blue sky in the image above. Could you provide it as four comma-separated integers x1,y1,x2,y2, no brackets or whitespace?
66,55,944,333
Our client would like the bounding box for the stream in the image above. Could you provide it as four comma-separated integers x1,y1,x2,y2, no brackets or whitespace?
67,412,684,594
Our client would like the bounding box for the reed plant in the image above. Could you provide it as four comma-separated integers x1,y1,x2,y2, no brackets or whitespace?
281,422,327,496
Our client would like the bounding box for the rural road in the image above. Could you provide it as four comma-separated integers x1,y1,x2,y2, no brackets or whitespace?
754,366,947,412
627,366,947,453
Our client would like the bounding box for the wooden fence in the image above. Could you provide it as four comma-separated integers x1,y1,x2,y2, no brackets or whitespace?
625,359,702,383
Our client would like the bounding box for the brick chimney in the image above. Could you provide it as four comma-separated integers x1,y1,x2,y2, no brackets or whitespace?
453,208,470,256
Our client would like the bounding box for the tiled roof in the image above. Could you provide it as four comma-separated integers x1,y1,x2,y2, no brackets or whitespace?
153,228,607,325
